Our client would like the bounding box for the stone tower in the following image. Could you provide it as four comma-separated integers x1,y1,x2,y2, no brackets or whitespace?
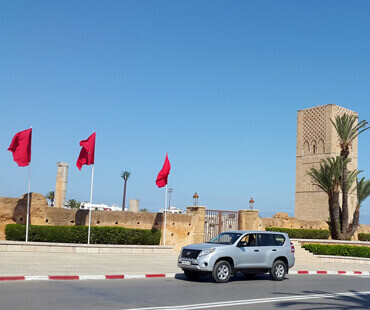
55,162,69,208
295,104,358,221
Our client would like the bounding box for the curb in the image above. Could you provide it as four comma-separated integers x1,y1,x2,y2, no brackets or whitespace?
0,273,175,282
289,270,369,275
0,271,369,282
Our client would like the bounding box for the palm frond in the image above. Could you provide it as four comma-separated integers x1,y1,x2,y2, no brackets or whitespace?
121,170,131,180
357,177,370,205
331,114,369,148
307,156,349,195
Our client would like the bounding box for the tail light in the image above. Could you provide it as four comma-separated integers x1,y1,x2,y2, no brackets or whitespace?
290,242,295,253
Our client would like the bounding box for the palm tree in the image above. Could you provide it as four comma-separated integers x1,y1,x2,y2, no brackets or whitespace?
346,177,370,237
45,191,55,206
308,157,350,239
121,171,131,211
68,199,81,209
331,114,369,234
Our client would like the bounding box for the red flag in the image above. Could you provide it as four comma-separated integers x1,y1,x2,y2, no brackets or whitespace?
156,153,171,188
7,128,32,167
76,132,96,170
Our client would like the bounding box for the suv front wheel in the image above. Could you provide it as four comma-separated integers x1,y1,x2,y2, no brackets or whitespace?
269,260,287,281
212,260,232,283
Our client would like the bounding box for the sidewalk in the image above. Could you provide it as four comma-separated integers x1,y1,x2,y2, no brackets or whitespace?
0,251,369,277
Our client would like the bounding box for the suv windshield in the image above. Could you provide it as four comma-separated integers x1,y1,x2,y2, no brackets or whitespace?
208,232,243,245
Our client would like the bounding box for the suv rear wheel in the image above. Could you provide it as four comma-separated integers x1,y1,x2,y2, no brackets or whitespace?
212,260,232,283
269,260,286,281
184,270,200,281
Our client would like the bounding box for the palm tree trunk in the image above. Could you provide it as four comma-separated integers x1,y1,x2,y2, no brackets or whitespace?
340,149,350,235
345,204,360,239
329,192,344,240
341,166,349,234
122,180,127,211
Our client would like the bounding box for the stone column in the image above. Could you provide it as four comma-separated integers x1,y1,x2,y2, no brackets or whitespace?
186,206,206,244
54,162,69,208
129,199,140,212
238,209,259,231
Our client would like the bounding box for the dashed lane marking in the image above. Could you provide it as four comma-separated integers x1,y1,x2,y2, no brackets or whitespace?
126,291,370,310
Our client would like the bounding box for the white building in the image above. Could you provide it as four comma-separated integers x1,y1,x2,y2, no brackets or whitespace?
80,202,122,211
158,205,185,214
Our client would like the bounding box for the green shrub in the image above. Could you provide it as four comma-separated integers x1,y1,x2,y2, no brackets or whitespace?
265,227,330,239
5,224,161,245
302,243,370,258
358,233,370,242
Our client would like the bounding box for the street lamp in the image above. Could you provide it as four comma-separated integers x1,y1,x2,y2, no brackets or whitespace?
193,192,199,206
168,188,173,208
249,198,255,210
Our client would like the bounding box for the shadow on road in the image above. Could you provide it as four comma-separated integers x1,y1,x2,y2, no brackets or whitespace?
274,289,370,309
175,272,274,283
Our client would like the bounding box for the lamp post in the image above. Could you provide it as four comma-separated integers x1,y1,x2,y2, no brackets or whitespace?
249,198,255,210
193,192,199,206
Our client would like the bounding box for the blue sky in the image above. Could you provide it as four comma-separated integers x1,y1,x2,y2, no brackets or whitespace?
1,1,369,223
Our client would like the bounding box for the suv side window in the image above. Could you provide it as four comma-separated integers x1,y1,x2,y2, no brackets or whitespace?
238,234,257,247
274,234,285,246
257,233,275,246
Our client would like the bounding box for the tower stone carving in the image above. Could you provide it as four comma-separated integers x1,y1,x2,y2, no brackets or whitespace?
295,104,358,221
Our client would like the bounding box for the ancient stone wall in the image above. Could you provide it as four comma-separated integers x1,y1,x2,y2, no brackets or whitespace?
0,193,195,251
1,194,368,250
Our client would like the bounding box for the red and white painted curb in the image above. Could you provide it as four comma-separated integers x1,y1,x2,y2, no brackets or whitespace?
289,270,369,275
0,273,175,282
0,271,368,282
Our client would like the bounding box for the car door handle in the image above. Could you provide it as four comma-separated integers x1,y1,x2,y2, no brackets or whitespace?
272,249,277,251
254,249,259,252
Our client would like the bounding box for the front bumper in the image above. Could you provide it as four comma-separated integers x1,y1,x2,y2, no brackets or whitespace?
177,254,213,272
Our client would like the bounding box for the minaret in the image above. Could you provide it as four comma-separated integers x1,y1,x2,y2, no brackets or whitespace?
295,104,358,221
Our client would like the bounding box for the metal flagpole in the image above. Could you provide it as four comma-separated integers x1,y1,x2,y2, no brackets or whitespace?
87,164,95,245
25,163,31,242
163,184,168,246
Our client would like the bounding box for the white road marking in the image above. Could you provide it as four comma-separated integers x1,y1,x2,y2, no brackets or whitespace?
124,274,146,279
126,291,370,310
79,275,106,280
24,275,49,281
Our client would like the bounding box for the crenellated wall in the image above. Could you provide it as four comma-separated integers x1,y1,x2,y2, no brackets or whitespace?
0,193,196,251
0,194,369,250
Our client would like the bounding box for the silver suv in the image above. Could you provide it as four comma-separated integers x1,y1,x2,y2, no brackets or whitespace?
178,230,295,283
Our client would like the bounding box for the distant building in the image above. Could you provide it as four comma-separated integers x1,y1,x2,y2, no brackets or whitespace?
158,205,185,214
80,202,121,211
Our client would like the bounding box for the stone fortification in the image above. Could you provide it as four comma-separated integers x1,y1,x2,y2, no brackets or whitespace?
0,193,369,251
0,193,195,251
295,104,358,221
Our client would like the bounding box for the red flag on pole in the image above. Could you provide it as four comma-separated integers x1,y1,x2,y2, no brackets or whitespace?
7,128,32,167
76,132,96,170
156,153,171,188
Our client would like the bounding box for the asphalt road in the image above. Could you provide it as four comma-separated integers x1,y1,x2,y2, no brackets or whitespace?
0,274,369,310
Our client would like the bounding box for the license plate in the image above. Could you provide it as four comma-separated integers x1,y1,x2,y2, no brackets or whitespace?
182,261,191,265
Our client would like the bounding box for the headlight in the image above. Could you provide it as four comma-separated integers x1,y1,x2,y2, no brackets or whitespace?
199,248,216,257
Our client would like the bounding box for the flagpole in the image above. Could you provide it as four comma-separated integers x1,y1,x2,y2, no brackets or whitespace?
87,164,95,245
163,184,168,246
25,162,31,242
